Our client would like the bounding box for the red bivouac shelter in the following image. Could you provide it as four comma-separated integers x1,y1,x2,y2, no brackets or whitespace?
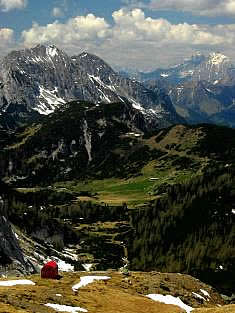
41,260,58,279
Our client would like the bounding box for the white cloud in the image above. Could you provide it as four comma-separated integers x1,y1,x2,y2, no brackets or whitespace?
22,14,111,49
20,9,235,69
0,28,14,46
0,28,16,56
147,0,235,16
0,0,27,11
51,7,64,18
111,9,231,45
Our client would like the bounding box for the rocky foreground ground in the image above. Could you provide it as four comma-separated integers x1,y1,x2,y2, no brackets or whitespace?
0,271,234,313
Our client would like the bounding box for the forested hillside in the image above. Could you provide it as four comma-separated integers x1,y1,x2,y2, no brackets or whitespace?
129,164,235,293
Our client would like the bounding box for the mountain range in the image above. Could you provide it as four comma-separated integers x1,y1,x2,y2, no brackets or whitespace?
2,45,235,129
122,52,234,84
122,52,235,127
0,44,183,131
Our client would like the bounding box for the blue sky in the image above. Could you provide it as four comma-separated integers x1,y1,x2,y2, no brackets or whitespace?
1,0,235,70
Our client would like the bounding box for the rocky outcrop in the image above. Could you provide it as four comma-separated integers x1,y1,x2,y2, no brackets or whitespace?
0,196,36,276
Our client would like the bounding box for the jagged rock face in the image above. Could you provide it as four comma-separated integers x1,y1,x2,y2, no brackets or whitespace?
0,213,35,275
0,45,182,129
0,45,72,115
72,53,182,128
0,184,36,275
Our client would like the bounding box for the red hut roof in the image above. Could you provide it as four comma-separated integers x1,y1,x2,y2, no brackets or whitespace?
45,261,58,268
41,260,58,279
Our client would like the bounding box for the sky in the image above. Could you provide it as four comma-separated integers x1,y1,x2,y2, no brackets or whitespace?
1,0,235,70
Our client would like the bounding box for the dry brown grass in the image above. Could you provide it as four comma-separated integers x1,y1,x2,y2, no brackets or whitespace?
192,305,235,313
0,272,227,313
0,273,183,313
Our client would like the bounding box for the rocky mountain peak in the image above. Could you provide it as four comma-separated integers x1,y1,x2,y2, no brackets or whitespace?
0,44,183,130
73,51,115,82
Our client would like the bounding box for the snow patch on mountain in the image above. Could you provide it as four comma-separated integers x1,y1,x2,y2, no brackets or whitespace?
35,86,66,115
179,70,194,78
97,88,111,103
160,73,169,78
209,53,229,66
130,99,145,111
46,46,59,58
83,120,92,162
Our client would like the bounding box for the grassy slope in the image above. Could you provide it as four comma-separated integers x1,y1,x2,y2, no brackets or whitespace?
52,124,211,206
193,306,235,313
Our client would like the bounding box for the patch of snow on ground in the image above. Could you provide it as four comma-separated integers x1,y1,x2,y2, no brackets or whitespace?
56,259,74,272
192,292,206,301
232,209,235,214
0,280,35,287
56,294,62,297
33,251,46,262
82,264,93,271
147,294,193,313
62,248,78,261
72,276,111,291
200,289,210,298
45,303,87,313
